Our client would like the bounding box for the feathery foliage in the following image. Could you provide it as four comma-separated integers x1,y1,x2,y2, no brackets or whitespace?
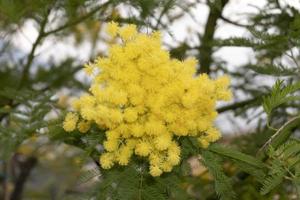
263,80,300,124
261,140,300,195
201,150,235,200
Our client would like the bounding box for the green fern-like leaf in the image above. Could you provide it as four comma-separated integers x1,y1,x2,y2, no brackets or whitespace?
96,165,140,200
233,160,266,183
142,186,166,200
261,140,300,195
208,144,265,169
180,137,200,160
0,87,53,159
263,80,300,121
214,37,260,47
155,173,189,200
248,64,297,76
77,167,101,186
201,150,236,200
260,162,286,195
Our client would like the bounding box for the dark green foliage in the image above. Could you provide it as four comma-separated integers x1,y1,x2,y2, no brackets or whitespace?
0,0,53,24
0,87,53,159
93,159,193,200
126,0,176,19
207,144,268,186
201,150,235,200
248,64,298,76
34,59,87,90
180,137,200,160
263,80,300,123
261,140,300,195
208,144,265,169
48,118,106,163
232,161,265,183
97,165,140,200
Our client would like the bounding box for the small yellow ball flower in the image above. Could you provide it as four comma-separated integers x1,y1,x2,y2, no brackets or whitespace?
71,98,81,111
78,120,91,133
84,63,94,75
205,127,221,142
150,165,163,177
167,151,180,165
103,139,119,152
130,123,144,137
63,112,78,132
106,21,119,37
198,138,210,149
160,162,173,172
116,147,132,165
123,108,138,122
154,133,172,151
99,153,115,169
135,141,152,156
106,130,120,140
118,24,137,41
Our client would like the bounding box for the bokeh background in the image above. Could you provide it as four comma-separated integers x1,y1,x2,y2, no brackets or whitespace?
1,0,300,199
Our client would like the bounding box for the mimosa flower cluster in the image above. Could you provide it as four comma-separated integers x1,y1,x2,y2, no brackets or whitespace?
63,22,231,176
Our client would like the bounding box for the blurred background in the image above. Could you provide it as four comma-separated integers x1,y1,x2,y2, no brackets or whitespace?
1,0,300,199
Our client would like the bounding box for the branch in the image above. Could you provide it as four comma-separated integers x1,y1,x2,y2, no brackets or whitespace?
20,1,112,87
1,3,111,121
256,115,300,159
1,162,8,200
219,15,250,28
9,155,37,200
217,95,263,113
154,0,174,29
19,9,51,87
196,0,229,75
44,1,112,36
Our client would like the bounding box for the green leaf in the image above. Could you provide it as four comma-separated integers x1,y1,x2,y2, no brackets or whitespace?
257,116,300,159
77,167,101,185
233,160,266,183
201,150,236,200
260,166,285,195
249,64,297,76
263,80,300,121
261,139,300,195
180,137,200,159
142,186,166,200
208,144,265,169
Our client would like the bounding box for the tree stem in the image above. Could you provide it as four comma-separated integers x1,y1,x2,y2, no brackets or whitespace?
9,156,37,200
197,0,229,75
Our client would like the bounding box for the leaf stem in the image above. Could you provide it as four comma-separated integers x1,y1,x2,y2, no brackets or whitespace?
138,164,144,200
19,9,51,88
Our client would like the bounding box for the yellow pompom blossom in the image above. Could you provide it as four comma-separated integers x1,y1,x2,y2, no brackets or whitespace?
63,112,78,132
63,22,231,176
78,120,91,133
84,63,95,75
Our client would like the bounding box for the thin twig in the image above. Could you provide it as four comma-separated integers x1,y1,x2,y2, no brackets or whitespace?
9,155,37,200
1,162,8,200
138,165,144,200
196,0,229,74
19,9,51,87
155,0,174,29
257,115,300,157
44,1,112,37
219,15,250,28
286,49,300,69
217,95,263,113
